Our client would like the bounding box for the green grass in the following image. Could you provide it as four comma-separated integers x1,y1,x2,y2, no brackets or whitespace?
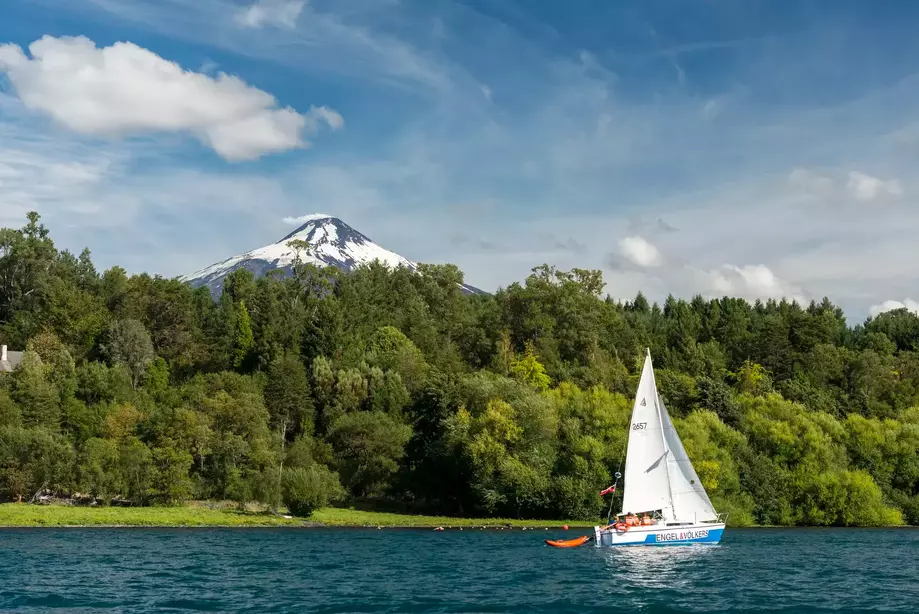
309,507,595,528
0,502,306,527
0,503,596,529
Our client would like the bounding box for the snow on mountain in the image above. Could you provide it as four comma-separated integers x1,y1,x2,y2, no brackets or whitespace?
181,215,484,297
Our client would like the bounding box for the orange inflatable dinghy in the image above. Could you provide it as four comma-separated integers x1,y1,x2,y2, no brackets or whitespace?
545,535,590,548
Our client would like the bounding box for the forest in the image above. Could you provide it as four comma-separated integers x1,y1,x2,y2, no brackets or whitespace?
1,211,918,527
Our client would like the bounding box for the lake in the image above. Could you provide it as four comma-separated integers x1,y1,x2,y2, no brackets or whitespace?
0,527,916,612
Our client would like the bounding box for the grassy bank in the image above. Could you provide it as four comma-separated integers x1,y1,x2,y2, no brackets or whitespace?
0,503,595,529
310,508,593,528
0,503,305,527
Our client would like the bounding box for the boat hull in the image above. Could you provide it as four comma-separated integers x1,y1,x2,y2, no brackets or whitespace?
593,522,725,547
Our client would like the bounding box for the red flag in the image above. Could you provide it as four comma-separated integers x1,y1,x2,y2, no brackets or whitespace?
600,485,616,496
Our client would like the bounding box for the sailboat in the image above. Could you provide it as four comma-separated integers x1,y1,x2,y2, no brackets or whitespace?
594,349,726,547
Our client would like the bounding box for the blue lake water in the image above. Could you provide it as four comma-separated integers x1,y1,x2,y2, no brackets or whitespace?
0,527,916,612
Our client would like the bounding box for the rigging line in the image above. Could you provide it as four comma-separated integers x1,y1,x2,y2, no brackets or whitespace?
607,453,623,525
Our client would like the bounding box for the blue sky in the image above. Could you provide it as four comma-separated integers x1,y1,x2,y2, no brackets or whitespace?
2,0,919,320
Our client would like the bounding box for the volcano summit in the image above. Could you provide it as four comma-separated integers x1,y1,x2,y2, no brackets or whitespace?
182,214,483,297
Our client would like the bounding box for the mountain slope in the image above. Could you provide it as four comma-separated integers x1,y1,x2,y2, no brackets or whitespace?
182,214,484,297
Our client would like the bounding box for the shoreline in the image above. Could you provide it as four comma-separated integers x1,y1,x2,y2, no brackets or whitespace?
0,503,595,529
0,504,911,529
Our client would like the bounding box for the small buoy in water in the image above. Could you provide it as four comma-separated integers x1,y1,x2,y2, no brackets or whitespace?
562,524,569,530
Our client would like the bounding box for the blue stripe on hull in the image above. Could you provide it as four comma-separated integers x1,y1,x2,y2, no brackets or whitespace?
642,527,723,546
598,527,724,547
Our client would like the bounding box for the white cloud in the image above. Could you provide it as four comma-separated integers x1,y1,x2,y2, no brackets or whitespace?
846,171,903,201
282,213,333,225
609,222,806,304
307,106,345,131
788,168,904,205
868,299,919,317
0,35,342,162
236,0,305,29
701,264,805,303
618,236,663,267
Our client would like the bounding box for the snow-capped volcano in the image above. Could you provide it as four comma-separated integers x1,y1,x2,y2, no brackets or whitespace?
182,214,483,297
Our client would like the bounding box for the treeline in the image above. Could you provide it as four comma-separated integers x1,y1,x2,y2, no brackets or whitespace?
1,212,918,526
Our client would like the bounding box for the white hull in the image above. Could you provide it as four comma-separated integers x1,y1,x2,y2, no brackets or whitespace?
593,521,725,547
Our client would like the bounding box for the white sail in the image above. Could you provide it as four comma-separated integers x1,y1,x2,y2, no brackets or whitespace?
619,351,674,518
619,350,719,522
658,393,718,522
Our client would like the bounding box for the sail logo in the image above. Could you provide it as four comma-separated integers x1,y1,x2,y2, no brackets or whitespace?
639,398,646,406
656,529,709,542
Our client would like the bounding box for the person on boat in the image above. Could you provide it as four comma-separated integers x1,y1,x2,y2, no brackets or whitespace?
641,513,653,526
625,512,638,526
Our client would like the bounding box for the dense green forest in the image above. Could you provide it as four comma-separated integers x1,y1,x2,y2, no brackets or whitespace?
1,212,918,526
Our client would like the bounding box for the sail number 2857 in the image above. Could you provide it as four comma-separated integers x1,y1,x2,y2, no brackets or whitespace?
631,422,648,430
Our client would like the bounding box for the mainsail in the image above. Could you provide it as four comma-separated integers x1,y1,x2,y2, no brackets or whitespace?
619,350,717,522
619,351,673,518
